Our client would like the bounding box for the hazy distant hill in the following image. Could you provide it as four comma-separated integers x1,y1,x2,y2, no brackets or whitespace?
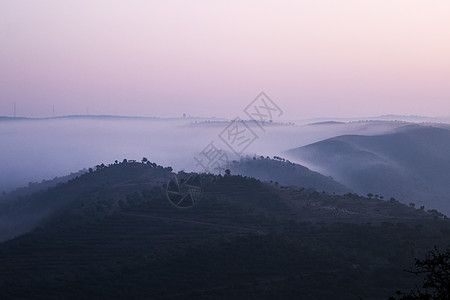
286,124,450,214
0,169,87,199
228,156,351,194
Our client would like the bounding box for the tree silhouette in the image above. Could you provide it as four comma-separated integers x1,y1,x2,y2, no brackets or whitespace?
389,247,450,300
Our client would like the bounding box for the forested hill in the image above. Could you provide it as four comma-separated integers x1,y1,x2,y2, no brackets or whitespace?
0,160,449,299
228,156,351,195
0,160,173,242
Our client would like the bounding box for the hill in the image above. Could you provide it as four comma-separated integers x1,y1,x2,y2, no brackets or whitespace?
286,124,450,215
228,156,351,195
0,160,173,242
0,161,449,299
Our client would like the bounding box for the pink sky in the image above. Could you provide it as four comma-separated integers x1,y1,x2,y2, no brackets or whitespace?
1,0,449,119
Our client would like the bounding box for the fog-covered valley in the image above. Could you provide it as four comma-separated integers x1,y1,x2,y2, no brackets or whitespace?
3,116,450,214
0,116,411,193
2,116,450,299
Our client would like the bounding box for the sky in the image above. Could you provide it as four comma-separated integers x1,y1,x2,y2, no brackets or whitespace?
1,0,449,119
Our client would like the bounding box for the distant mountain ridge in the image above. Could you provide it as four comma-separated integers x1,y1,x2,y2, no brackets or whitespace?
0,115,226,121
286,124,450,214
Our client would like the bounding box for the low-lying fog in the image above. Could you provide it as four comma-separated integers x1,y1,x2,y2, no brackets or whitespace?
0,117,420,193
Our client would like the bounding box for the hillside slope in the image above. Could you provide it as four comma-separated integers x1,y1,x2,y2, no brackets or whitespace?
0,162,449,299
0,161,173,242
286,124,450,214
228,156,351,194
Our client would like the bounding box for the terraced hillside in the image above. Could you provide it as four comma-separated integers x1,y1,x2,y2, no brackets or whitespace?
0,162,449,299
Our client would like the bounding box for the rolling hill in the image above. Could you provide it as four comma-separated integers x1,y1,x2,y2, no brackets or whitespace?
286,124,450,215
227,156,351,195
0,160,173,242
0,160,449,299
